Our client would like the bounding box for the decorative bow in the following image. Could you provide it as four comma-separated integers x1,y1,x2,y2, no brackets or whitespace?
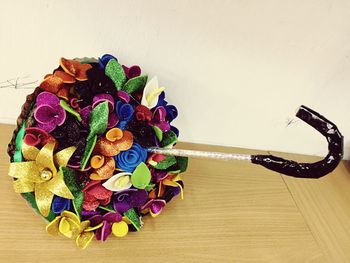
8,142,76,217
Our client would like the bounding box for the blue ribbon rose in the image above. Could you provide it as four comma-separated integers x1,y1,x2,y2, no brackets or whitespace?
114,143,147,172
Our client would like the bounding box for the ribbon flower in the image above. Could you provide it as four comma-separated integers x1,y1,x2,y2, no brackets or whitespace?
87,212,123,241
115,143,147,172
34,92,66,133
8,142,76,216
46,210,102,249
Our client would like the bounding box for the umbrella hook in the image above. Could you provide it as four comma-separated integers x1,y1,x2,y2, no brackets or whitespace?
251,105,343,178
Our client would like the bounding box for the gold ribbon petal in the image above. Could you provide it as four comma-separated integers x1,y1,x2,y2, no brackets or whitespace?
8,162,41,182
61,210,80,225
13,179,35,193
46,171,74,199
35,142,57,175
80,220,91,231
46,216,62,236
85,222,103,232
22,143,40,161
54,146,76,167
59,217,81,238
76,231,94,249
35,183,54,217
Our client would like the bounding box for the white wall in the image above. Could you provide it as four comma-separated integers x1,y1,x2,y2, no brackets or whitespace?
1,0,350,158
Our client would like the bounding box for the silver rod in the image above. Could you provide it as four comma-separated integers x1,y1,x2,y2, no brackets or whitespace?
147,147,252,161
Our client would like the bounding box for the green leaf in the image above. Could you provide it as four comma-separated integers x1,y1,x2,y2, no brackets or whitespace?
131,162,151,189
153,156,177,170
14,122,26,162
167,157,189,173
152,126,163,142
61,166,84,217
80,135,97,170
98,204,115,212
60,166,84,216
61,166,80,192
176,157,188,173
161,130,177,148
105,59,126,90
72,192,84,217
145,183,155,191
122,75,148,94
22,193,56,222
87,101,109,141
60,100,82,122
124,208,141,231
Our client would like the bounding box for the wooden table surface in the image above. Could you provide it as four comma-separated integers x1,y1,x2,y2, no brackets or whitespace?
1,124,350,263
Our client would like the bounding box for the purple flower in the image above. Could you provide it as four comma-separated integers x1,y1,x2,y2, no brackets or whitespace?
141,199,166,217
92,94,119,128
149,106,171,132
154,92,179,123
113,189,148,214
34,92,66,132
122,65,141,79
88,212,122,241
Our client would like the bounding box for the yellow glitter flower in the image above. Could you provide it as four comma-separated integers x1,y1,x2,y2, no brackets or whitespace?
8,142,76,217
46,210,102,249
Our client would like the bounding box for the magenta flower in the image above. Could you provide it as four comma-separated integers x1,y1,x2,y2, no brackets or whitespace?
34,92,66,132
92,94,119,129
141,199,166,217
149,106,170,132
88,212,122,241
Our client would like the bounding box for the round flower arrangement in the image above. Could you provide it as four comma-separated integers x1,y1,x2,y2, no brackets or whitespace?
7,54,188,249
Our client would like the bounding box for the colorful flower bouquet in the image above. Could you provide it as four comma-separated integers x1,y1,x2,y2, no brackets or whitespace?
7,54,188,249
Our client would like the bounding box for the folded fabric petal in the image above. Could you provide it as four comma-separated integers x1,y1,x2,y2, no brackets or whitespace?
114,143,147,172
95,221,112,241
102,172,132,192
92,94,115,111
117,91,130,103
113,189,148,214
149,106,170,132
34,105,58,124
99,54,118,69
135,105,152,122
165,105,178,123
142,199,166,217
37,91,60,106
23,127,56,147
122,65,141,79
107,112,119,129
141,76,165,109
82,181,113,211
52,196,71,214
116,101,134,130
34,92,67,132
103,212,122,223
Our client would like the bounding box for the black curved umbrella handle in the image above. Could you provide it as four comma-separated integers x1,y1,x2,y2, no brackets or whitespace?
251,105,343,178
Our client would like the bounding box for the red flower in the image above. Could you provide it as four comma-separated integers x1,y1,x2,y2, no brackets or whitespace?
23,127,56,147
82,181,113,211
135,105,152,121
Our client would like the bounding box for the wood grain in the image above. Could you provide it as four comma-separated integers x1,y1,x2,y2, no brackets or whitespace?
1,124,349,262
